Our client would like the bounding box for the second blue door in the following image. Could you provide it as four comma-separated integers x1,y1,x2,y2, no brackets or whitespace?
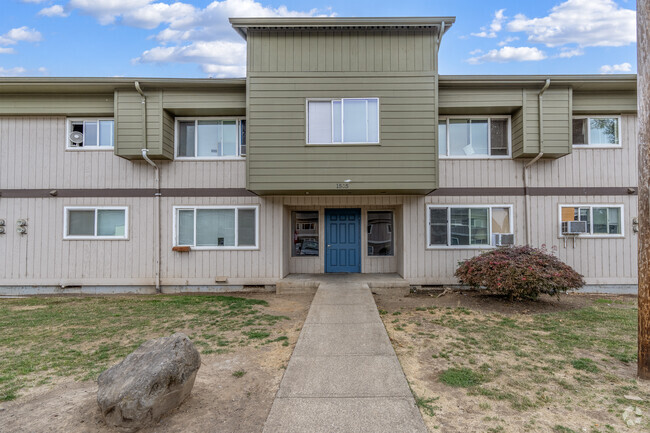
325,208,361,273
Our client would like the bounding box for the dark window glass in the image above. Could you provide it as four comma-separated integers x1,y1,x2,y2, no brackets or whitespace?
429,208,448,246
490,119,508,155
572,119,587,145
240,119,246,157
368,211,393,256
178,121,195,157
292,211,319,256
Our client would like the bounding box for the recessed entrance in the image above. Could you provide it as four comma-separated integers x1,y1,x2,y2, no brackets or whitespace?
325,208,361,273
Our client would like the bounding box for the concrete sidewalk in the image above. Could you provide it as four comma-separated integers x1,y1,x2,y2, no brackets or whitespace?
262,281,427,433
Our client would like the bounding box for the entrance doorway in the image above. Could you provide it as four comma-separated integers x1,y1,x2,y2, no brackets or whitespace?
325,208,361,273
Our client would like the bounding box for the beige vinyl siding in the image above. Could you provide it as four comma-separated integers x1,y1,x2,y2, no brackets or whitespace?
438,115,637,189
0,94,114,116
573,91,637,114
0,117,248,190
248,30,436,73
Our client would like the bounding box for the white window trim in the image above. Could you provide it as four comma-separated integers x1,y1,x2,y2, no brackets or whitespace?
174,117,246,160
438,115,512,159
558,204,624,238
63,206,128,240
367,209,395,257
306,98,381,145
426,204,514,249
172,205,259,250
572,115,622,148
66,118,115,151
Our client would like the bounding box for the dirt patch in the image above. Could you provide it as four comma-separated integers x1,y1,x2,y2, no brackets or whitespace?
0,292,312,433
376,290,650,433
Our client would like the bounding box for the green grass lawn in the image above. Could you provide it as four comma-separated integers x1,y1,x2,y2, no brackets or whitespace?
380,295,650,432
0,295,290,402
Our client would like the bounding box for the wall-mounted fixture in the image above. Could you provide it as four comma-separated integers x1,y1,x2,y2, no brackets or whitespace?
0,219,5,234
16,219,27,234
633,217,639,233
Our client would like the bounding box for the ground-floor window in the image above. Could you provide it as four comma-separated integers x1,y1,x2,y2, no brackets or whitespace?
559,205,623,236
292,211,319,256
64,206,127,239
427,205,513,248
367,211,393,256
175,206,258,249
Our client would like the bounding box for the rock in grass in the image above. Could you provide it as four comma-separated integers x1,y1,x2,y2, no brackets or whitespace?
97,333,201,432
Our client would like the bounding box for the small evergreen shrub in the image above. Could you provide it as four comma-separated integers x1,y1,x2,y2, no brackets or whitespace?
454,245,584,301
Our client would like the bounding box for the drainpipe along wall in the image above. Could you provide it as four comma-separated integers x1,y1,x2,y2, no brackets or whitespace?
523,78,550,245
135,81,161,292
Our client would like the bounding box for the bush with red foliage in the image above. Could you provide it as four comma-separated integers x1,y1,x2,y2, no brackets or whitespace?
454,245,585,301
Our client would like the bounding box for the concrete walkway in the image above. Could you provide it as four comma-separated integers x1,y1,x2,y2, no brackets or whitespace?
263,280,427,433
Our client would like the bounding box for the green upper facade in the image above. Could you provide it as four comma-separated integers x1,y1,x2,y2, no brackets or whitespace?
0,17,638,196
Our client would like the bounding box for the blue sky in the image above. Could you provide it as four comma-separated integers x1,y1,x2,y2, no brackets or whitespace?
0,0,637,78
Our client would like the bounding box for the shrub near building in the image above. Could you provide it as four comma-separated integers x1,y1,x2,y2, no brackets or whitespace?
454,246,585,301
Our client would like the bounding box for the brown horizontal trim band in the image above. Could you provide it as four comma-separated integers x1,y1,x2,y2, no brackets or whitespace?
0,188,256,198
429,187,638,196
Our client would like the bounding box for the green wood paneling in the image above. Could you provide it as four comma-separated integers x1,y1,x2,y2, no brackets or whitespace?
572,91,637,113
0,94,114,116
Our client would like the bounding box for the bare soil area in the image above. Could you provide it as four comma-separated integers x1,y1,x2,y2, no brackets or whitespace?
0,292,312,433
375,290,649,433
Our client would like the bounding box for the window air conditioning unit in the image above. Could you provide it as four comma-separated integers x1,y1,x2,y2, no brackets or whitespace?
562,221,588,235
492,233,515,246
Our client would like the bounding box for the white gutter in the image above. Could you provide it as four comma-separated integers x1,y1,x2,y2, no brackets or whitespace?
136,81,161,293
523,78,551,245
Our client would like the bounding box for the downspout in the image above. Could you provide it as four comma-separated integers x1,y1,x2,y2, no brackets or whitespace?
136,81,161,293
523,78,550,245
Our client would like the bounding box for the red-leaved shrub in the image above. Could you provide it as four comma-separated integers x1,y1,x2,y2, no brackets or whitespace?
454,245,585,301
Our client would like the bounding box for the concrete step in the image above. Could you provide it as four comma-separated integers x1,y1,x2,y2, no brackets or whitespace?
276,281,320,295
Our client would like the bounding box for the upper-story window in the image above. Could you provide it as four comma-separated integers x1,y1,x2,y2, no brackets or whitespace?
175,118,246,159
572,116,620,147
438,116,510,158
307,98,379,144
67,118,114,149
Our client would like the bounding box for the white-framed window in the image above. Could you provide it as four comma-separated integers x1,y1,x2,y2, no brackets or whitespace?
64,207,128,240
438,116,511,158
559,204,623,237
307,98,379,144
427,205,513,248
67,118,114,149
367,210,394,256
572,116,621,147
174,206,258,249
175,118,246,159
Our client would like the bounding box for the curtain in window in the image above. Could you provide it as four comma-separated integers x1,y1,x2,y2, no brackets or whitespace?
238,209,256,246
97,210,125,236
85,121,98,147
99,120,113,147
178,210,194,245
438,123,447,156
197,121,219,157
308,101,332,143
589,118,619,145
68,210,95,236
221,121,238,156
196,209,235,246
343,99,367,142
491,207,510,234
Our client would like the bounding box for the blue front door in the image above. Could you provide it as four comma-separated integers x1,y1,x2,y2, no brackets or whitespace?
325,208,361,273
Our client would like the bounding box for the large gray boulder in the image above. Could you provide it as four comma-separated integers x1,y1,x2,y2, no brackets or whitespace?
97,333,201,432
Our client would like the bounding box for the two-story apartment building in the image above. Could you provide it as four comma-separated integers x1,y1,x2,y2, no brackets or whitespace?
0,17,639,294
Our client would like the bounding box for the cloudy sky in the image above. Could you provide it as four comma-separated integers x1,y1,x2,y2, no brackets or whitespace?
0,0,637,77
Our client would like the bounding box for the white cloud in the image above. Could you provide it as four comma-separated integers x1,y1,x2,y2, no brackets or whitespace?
600,62,632,73
0,47,14,54
472,9,506,38
468,46,547,64
469,49,482,55
507,0,635,47
498,36,518,47
0,27,42,45
67,0,153,25
21,0,48,3
557,47,584,58
39,5,69,17
0,67,27,76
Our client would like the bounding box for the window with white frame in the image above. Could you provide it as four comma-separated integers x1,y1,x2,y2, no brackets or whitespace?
176,118,246,158
560,205,623,236
427,205,513,247
572,116,620,147
175,206,258,249
307,98,379,144
438,116,510,157
67,119,114,149
64,207,127,239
